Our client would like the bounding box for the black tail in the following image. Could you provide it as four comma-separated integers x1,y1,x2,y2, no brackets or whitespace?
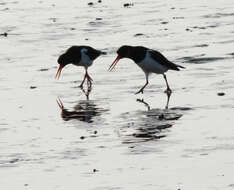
176,64,185,69
169,63,185,71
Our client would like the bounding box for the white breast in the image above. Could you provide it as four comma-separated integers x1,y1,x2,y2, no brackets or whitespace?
136,51,168,74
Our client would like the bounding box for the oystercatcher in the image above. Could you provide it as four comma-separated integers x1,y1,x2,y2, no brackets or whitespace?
109,45,185,94
55,46,105,88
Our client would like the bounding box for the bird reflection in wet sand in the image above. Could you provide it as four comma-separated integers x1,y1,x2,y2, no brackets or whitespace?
80,86,92,100
56,97,103,123
137,92,171,110
119,96,189,144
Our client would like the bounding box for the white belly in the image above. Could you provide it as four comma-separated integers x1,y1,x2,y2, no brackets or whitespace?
136,52,168,74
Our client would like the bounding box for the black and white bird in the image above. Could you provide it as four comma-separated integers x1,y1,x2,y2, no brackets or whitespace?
109,45,185,94
55,46,105,88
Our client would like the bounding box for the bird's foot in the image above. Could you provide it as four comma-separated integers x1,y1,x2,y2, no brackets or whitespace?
135,89,144,94
164,88,172,95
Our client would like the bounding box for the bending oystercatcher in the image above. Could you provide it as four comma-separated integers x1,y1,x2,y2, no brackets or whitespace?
109,45,185,94
55,46,105,88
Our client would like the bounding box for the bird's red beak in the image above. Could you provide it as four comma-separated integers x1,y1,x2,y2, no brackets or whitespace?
108,55,121,71
55,65,64,79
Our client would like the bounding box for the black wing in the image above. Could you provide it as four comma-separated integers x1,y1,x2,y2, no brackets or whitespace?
149,49,184,71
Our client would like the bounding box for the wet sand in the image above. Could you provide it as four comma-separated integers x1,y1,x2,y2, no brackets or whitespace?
1,0,234,189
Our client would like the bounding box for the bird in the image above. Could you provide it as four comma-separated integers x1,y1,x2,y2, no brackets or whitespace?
109,45,185,95
55,46,105,88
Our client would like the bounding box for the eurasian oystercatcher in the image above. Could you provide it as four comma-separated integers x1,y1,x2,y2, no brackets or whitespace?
55,46,105,88
109,45,185,94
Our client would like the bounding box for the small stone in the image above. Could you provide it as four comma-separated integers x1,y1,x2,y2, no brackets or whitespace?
134,33,144,37
98,0,102,3
39,68,49,71
94,130,98,134
161,21,168,25
217,92,225,96
30,86,37,89
88,2,94,6
80,136,85,140
1,32,8,37
93,168,98,172
123,3,133,7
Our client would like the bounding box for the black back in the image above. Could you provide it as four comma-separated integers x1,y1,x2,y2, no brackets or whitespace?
117,45,184,71
58,46,103,66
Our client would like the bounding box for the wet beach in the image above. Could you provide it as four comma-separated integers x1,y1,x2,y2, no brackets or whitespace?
1,0,234,189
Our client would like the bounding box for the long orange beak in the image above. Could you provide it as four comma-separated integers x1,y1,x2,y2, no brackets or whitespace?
108,55,121,71
55,65,64,79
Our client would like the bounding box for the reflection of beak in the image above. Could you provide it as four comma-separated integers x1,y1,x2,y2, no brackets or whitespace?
55,65,64,79
56,98,64,110
108,55,121,71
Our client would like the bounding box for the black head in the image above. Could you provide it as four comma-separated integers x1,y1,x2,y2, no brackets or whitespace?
57,53,72,67
108,45,132,71
55,52,72,79
56,47,81,79
116,45,132,58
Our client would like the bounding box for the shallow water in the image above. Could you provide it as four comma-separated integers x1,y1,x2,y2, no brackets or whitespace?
1,0,234,189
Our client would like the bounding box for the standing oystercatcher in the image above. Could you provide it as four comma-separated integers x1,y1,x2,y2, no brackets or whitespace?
109,45,185,94
55,46,105,88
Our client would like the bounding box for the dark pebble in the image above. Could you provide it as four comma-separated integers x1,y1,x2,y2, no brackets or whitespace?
9,158,19,163
96,17,102,20
98,0,102,2
80,136,85,140
85,38,89,41
134,33,144,37
1,32,8,37
39,68,49,71
161,21,168,24
93,169,98,172
123,3,134,7
24,184,29,186
88,2,94,6
217,92,225,96
94,130,98,134
30,86,37,89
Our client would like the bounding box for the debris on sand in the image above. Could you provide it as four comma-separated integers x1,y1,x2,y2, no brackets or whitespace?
134,33,144,37
93,169,99,172
0,32,8,37
217,92,225,96
123,3,134,7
